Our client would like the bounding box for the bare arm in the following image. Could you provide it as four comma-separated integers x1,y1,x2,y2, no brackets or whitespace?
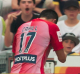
55,49,66,63
5,19,14,47
11,0,20,10
35,0,42,6
54,5,62,17
5,13,17,47
33,0,46,13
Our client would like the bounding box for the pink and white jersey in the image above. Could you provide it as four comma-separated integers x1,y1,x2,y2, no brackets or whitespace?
11,18,63,74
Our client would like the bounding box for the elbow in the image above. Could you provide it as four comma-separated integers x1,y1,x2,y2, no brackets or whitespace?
59,58,66,63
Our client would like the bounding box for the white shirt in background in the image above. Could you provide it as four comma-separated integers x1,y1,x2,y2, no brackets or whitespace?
57,20,80,53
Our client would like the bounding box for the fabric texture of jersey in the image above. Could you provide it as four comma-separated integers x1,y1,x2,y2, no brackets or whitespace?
57,20,80,53
10,14,39,34
53,0,80,15
11,18,63,74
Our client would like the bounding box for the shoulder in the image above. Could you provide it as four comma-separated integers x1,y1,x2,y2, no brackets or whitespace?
78,21,80,24
57,20,64,24
57,20,65,26
46,21,59,31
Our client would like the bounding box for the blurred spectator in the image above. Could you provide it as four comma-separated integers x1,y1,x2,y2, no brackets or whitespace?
5,0,39,47
57,1,80,53
11,0,46,13
62,33,80,55
43,0,53,8
52,0,80,17
35,0,45,8
0,0,12,20
0,16,6,51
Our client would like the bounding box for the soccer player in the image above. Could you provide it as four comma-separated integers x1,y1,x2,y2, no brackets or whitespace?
10,9,66,74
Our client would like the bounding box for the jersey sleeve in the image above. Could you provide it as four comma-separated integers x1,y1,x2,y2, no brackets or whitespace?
53,0,59,5
12,35,16,53
49,23,63,51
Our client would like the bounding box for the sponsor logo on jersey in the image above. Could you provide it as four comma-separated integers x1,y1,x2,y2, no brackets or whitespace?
57,31,62,42
14,54,37,64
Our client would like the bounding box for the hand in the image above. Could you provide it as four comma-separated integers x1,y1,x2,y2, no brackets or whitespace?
7,12,18,25
6,10,22,26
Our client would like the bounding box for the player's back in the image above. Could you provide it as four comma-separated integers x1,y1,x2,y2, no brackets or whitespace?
11,18,57,74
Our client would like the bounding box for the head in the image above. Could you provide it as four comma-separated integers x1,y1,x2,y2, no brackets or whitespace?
39,9,58,24
18,0,35,15
62,33,79,54
63,1,79,20
18,0,35,5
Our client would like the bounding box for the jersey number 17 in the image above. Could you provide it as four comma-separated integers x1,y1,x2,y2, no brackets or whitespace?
19,32,36,53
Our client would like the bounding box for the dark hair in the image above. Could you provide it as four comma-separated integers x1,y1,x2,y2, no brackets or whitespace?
62,39,76,46
18,0,35,5
39,9,58,24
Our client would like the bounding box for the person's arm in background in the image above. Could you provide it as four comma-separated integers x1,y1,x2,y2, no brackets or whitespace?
35,0,42,5
11,0,20,10
53,1,62,17
4,13,17,47
33,0,46,13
